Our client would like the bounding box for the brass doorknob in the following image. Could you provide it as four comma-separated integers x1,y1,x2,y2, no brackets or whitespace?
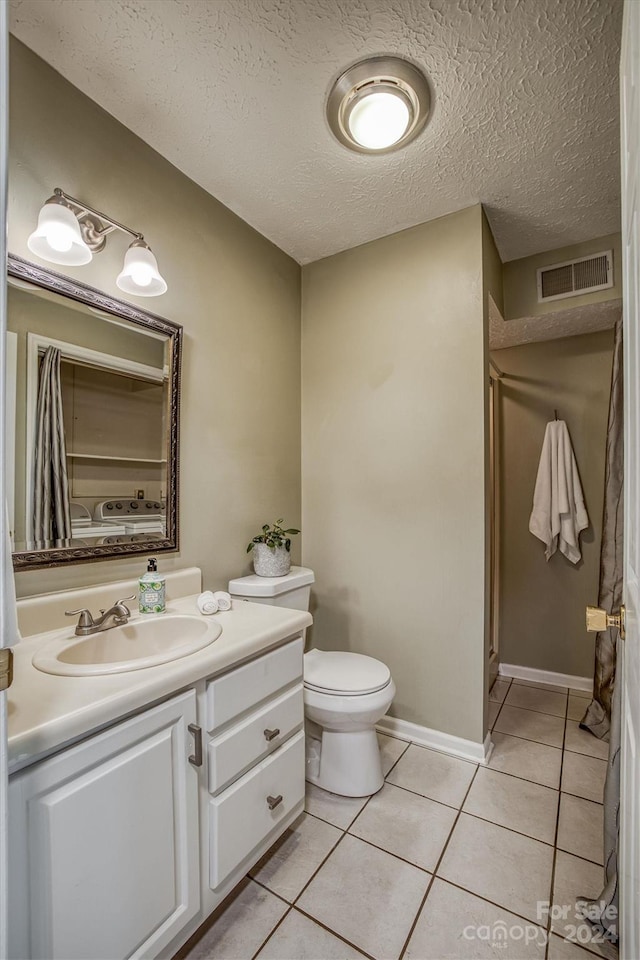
586,605,626,640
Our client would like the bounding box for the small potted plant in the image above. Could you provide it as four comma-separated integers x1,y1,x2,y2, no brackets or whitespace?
247,519,300,577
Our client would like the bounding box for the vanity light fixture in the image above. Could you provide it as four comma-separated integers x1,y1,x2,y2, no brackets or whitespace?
27,188,168,297
326,56,431,154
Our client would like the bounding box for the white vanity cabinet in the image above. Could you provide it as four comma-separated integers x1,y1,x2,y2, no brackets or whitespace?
8,633,307,960
8,690,200,960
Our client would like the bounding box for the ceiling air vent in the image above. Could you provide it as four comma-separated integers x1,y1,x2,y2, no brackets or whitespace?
537,250,613,303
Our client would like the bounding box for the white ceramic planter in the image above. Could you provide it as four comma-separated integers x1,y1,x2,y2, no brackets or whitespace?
252,543,291,577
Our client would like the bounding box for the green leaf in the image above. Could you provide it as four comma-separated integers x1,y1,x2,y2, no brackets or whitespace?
246,543,254,553
262,524,269,533
285,529,300,535
285,539,291,551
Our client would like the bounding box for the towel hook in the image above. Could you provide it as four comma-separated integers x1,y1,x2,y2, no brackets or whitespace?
554,409,559,421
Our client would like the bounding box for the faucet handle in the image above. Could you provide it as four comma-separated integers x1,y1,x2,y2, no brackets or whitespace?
65,608,94,627
114,595,136,615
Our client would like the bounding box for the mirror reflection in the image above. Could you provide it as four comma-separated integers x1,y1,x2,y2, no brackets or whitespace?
7,257,181,566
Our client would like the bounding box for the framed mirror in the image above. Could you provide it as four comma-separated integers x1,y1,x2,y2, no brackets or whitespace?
7,254,182,570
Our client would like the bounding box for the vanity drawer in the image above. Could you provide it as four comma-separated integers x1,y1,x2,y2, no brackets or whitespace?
209,729,305,890
206,637,303,731
208,684,303,795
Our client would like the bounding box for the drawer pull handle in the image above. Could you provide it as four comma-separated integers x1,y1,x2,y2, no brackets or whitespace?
264,728,280,742
267,794,283,810
188,723,203,767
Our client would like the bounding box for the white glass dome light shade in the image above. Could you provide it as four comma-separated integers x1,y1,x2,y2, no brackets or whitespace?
347,88,411,150
27,198,92,266
327,57,431,155
116,241,168,297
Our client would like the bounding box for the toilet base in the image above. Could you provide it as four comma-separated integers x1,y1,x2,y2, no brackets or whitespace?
305,727,384,797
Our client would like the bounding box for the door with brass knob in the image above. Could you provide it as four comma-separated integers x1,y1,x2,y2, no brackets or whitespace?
615,13,640,952
585,605,626,640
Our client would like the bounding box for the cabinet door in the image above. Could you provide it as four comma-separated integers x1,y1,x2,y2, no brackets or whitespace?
9,690,200,960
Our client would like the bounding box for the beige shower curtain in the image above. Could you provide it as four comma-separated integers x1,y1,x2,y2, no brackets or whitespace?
581,318,623,740
582,317,622,941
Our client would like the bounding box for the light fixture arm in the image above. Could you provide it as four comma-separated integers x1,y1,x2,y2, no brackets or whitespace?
52,187,144,252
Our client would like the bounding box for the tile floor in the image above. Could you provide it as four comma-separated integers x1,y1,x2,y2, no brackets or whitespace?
182,678,617,960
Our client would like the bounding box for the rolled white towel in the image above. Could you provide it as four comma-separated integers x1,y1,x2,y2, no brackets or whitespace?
214,590,232,612
197,591,218,615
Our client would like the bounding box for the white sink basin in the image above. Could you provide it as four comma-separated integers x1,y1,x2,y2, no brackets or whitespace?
32,614,223,677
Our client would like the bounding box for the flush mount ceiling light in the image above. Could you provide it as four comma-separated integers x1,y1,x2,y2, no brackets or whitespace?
27,188,168,297
327,56,431,154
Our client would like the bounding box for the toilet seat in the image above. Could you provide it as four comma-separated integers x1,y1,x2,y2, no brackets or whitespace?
304,650,391,696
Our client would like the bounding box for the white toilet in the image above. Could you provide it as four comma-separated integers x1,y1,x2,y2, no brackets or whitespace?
228,566,395,797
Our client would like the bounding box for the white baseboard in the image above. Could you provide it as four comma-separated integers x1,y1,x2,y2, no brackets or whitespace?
499,662,592,694
377,716,492,765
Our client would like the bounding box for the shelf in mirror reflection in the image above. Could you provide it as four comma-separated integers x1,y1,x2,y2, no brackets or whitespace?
66,453,167,463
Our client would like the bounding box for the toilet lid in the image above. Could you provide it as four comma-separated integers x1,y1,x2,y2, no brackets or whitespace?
304,650,391,695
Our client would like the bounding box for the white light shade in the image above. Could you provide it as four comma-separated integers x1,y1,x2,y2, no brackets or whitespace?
347,90,411,150
27,200,92,266
116,242,167,297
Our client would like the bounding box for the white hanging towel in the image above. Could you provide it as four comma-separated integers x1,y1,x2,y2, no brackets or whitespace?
529,420,589,564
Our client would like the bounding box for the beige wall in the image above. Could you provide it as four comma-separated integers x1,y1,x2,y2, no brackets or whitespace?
9,38,302,597
301,205,488,744
503,234,622,321
493,328,615,677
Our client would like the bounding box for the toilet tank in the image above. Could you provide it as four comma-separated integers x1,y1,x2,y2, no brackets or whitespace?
228,566,315,612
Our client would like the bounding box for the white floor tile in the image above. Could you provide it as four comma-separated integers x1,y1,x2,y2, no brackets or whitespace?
564,721,610,761
552,851,617,959
257,909,367,959
437,813,554,923
349,781,457,872
386,744,477,808
378,732,410,775
494,705,565,748
567,696,589,722
463,767,559,843
182,878,287,960
487,701,500,730
489,678,510,703
557,793,604,865
250,813,342,903
405,878,547,960
513,679,569,694
305,782,368,830
488,732,562,788
561,753,607,804
505,684,567,718
297,834,430,960
548,933,604,959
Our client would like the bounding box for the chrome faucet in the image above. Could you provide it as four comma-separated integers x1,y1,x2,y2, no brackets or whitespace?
65,595,136,637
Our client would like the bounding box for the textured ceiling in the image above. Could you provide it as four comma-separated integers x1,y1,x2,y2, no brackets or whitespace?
10,0,622,264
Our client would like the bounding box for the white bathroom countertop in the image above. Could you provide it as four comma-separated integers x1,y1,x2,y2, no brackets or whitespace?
8,595,312,773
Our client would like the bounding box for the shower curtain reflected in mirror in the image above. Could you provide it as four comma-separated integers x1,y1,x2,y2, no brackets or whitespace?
32,345,71,543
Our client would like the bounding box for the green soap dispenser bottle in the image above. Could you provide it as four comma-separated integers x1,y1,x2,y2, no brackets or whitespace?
139,558,166,614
